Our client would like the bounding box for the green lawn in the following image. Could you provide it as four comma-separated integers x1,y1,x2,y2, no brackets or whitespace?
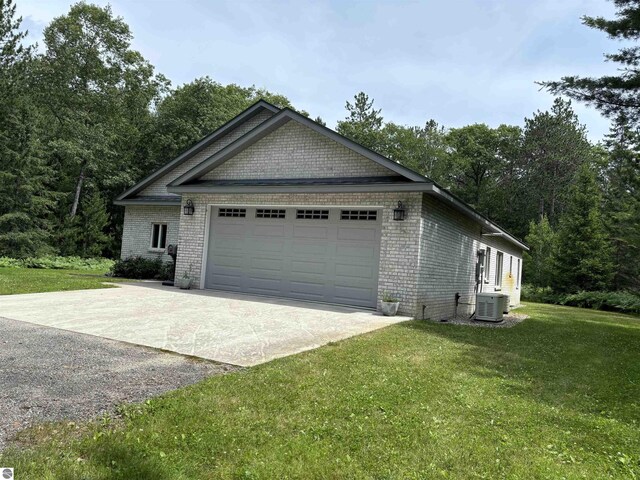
2,303,639,479
0,267,122,295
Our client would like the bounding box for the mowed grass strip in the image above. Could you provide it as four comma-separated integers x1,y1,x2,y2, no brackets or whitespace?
2,303,639,479
0,267,123,295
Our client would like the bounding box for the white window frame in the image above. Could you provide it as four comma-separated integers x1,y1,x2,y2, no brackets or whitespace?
150,223,168,251
516,258,521,289
484,247,491,283
495,251,503,289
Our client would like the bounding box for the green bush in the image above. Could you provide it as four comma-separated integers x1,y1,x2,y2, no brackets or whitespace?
110,256,172,280
522,284,640,314
560,291,640,314
521,284,561,304
0,256,114,271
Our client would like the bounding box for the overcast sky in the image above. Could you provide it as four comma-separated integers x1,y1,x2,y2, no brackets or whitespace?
18,0,623,141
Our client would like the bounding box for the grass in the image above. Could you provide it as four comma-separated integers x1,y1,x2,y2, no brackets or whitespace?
1,303,639,479
0,266,124,295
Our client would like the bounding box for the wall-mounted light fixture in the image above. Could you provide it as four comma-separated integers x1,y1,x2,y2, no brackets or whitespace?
183,199,195,216
393,201,406,221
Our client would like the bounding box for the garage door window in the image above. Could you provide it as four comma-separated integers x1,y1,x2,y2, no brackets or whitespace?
150,223,167,250
219,208,246,217
340,210,377,221
296,209,329,220
256,209,286,218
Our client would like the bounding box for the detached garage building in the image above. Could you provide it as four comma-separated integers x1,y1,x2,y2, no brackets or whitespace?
115,100,527,318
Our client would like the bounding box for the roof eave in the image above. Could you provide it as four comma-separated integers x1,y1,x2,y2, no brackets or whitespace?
426,184,529,251
167,182,433,194
113,199,182,206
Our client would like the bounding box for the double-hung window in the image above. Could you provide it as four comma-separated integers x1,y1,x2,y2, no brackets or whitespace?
516,258,521,289
150,223,168,250
495,251,503,288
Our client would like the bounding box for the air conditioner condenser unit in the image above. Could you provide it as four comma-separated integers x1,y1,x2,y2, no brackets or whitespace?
475,293,504,322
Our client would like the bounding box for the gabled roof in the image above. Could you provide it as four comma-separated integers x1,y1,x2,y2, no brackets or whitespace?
167,108,428,188
115,100,280,201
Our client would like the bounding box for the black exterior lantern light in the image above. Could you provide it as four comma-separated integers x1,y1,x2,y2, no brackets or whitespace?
183,199,195,216
393,201,406,221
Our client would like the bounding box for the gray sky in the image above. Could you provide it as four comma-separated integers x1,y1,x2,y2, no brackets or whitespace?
18,0,623,141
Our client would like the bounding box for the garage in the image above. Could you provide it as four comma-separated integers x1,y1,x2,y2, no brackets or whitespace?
204,206,382,308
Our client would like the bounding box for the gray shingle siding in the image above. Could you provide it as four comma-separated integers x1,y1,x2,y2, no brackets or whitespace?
417,194,523,320
120,206,180,263
200,121,400,180
139,110,275,196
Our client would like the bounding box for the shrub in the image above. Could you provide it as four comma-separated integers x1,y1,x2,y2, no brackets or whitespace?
521,284,561,304
560,291,640,314
110,256,172,280
0,256,114,271
522,284,640,315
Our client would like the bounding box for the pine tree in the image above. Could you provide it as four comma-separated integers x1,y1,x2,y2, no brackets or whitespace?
553,164,614,292
0,0,57,257
543,0,640,126
523,215,556,288
336,92,385,152
602,116,640,291
58,191,110,257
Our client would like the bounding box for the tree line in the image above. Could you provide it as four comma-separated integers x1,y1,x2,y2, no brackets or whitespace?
0,0,638,295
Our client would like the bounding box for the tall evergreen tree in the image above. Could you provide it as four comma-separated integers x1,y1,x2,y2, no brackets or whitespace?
602,116,640,291
553,164,614,292
336,92,385,153
381,120,449,182
520,98,592,226
542,0,640,126
0,0,57,257
522,215,556,288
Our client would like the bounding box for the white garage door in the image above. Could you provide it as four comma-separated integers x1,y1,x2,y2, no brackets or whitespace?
204,206,382,308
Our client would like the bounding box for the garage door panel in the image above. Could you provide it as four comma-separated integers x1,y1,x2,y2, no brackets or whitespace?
291,259,326,275
291,241,329,255
212,255,245,268
250,257,283,272
293,225,329,239
334,285,375,299
290,280,326,295
214,223,246,236
335,263,373,278
337,227,377,241
208,273,243,289
253,224,286,237
336,244,377,258
206,206,381,308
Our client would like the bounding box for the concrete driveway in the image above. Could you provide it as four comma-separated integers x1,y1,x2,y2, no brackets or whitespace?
0,283,409,366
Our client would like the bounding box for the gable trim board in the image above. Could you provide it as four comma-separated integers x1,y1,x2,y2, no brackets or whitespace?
116,100,280,202
115,99,527,317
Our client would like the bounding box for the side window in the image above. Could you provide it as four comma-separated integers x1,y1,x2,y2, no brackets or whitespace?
517,258,521,289
509,256,513,275
150,223,167,250
495,251,503,288
484,247,491,283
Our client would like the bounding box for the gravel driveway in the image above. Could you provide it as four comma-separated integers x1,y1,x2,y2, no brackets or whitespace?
0,317,237,450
